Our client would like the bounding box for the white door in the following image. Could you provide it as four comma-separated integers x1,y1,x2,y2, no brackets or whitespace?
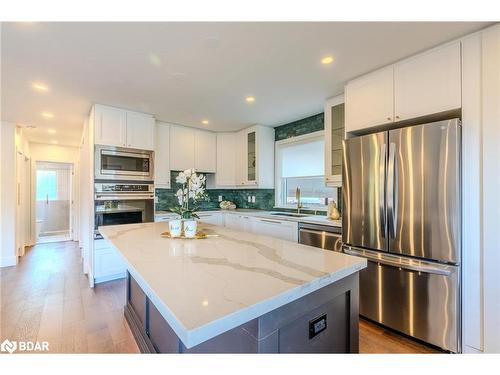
216,132,237,186
126,111,155,150
394,42,461,121
155,122,171,188
194,130,217,173
170,125,195,171
345,65,394,132
35,161,72,243
224,214,242,231
94,105,127,146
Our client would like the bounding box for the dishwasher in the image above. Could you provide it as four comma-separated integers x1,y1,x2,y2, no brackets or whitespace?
298,222,342,252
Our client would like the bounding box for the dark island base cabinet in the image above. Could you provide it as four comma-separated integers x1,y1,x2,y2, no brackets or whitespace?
124,271,360,353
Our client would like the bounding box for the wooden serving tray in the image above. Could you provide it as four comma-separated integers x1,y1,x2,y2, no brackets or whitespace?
160,231,218,240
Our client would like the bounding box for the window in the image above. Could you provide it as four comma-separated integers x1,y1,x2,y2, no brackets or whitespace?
36,170,57,200
275,131,337,210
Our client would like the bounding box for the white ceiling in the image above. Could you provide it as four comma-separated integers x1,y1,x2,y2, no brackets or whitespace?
1,22,491,146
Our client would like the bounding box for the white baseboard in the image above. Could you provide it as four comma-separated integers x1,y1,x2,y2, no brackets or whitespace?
0,256,17,268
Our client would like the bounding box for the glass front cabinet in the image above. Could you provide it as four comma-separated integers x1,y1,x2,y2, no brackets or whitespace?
324,94,345,187
236,125,275,188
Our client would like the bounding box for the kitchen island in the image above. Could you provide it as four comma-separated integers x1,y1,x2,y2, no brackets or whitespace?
99,222,366,353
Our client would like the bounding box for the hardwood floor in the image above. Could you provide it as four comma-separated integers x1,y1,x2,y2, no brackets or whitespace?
359,318,441,354
1,240,438,354
0,241,139,353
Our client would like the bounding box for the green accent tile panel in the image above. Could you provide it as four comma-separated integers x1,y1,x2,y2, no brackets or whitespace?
155,171,275,212
274,113,324,141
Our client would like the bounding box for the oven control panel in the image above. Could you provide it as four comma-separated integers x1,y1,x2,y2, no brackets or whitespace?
95,183,154,193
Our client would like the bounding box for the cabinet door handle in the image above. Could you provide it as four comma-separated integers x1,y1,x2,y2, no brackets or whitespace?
395,115,400,120
259,219,282,224
387,117,392,121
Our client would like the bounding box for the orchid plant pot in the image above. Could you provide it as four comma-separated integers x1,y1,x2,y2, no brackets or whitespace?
168,219,182,237
169,168,208,237
183,219,198,238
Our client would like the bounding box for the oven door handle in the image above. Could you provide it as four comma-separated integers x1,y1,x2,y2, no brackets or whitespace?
94,194,154,201
343,247,453,276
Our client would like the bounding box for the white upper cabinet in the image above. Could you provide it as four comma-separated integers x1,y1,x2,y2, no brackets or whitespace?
94,104,155,150
126,111,155,150
169,126,216,172
194,130,217,173
394,42,461,121
345,66,394,132
155,122,171,188
345,42,462,133
216,132,237,186
169,125,195,171
94,105,127,147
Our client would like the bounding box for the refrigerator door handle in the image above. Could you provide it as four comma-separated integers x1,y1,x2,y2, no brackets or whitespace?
379,143,387,238
344,247,453,276
387,142,397,238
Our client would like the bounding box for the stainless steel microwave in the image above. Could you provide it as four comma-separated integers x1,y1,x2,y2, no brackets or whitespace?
94,145,154,181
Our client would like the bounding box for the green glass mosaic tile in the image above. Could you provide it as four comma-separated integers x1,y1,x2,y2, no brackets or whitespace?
155,171,275,212
274,113,324,141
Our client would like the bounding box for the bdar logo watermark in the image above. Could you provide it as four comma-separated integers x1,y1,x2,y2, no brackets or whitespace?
1,339,49,354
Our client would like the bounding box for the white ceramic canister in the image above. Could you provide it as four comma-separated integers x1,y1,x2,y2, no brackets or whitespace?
183,219,198,238
168,219,183,237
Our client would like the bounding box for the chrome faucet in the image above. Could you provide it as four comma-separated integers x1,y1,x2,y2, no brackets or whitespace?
296,187,303,214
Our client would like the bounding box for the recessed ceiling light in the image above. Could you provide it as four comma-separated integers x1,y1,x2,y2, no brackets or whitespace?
321,56,334,65
201,120,210,125
51,140,58,144
41,112,54,119
32,82,49,92
48,129,56,134
245,96,255,103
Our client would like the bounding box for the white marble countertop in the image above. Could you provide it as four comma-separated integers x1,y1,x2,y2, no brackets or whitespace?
155,209,342,228
99,222,365,348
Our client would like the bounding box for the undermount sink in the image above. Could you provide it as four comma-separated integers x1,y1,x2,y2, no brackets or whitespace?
269,212,309,218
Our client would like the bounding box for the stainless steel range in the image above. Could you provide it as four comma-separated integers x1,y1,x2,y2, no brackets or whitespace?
342,118,461,352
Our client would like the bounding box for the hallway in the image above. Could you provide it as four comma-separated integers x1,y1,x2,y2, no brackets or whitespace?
0,241,138,353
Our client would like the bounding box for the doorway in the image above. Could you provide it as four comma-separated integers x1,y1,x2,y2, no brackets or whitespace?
35,161,73,243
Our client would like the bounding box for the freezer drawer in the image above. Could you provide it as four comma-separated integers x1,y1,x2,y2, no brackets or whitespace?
344,247,460,352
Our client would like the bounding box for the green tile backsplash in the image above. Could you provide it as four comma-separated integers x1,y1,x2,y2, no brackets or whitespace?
274,113,324,141
155,171,275,212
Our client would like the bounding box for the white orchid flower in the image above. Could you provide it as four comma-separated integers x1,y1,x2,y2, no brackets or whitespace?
176,172,187,184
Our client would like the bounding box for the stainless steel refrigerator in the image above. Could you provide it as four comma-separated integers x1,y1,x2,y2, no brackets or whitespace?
342,118,461,352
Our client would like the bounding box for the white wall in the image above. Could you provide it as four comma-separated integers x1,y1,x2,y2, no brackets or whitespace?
29,142,79,163
481,24,500,354
1,122,17,267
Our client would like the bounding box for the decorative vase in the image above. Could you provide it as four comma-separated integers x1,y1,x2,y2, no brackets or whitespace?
168,219,182,237
183,219,198,238
330,202,341,220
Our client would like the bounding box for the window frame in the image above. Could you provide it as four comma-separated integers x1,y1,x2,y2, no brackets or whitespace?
274,131,329,211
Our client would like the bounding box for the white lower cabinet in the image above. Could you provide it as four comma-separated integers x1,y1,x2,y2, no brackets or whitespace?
197,212,224,226
224,214,254,232
94,239,126,283
252,217,298,242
